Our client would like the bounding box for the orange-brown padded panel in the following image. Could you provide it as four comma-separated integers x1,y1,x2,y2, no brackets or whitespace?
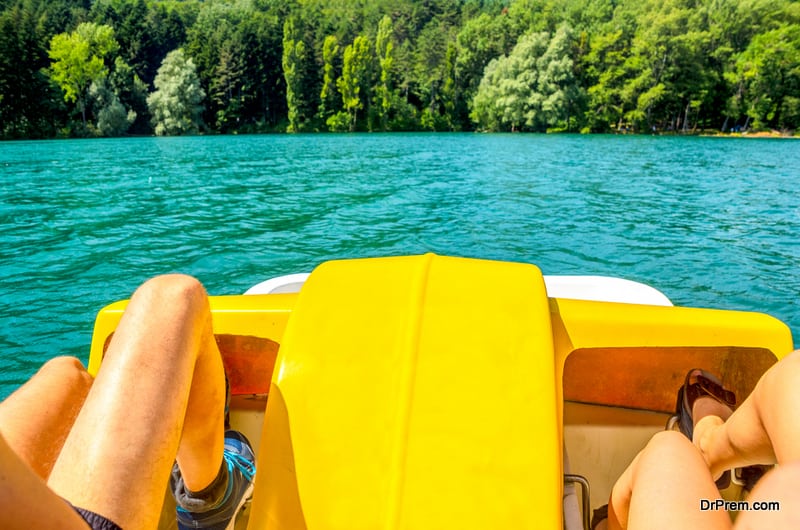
217,334,279,395
563,346,777,413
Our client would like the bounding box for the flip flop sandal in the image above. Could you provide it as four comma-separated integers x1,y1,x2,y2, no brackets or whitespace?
675,369,736,441
673,368,736,489
590,504,608,529
734,464,772,491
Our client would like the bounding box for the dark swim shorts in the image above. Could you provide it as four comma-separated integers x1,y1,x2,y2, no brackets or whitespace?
71,505,123,530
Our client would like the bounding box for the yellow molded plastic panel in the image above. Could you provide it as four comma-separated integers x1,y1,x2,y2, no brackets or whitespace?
247,254,560,530
551,297,792,356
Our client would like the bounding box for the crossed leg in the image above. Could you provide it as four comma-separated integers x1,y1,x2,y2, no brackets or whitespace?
608,350,800,530
694,349,800,476
0,274,227,529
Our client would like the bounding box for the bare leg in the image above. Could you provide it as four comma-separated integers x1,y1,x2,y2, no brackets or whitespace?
0,432,90,530
0,356,92,479
608,431,731,530
734,461,800,529
695,349,800,477
47,274,226,529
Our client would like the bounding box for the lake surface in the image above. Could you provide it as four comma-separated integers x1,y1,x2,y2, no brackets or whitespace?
1,133,798,399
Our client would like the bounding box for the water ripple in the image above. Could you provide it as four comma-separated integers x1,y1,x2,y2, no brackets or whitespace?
1,134,799,398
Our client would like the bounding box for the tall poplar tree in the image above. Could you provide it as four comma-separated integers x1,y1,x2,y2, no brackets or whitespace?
337,35,373,131
318,35,340,127
282,17,308,132
374,15,395,131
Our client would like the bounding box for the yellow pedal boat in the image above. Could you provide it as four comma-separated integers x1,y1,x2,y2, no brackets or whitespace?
87,254,794,530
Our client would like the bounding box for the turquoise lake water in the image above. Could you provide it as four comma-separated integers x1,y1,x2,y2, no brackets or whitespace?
1,133,798,399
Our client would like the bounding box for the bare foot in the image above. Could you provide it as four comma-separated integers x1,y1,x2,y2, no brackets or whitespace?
692,395,732,441
692,396,732,477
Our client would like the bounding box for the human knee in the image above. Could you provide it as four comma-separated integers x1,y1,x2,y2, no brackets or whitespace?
774,349,800,373
37,356,92,392
641,431,694,461
134,274,208,312
757,350,800,401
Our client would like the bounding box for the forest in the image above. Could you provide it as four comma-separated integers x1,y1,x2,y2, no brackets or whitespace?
0,0,798,138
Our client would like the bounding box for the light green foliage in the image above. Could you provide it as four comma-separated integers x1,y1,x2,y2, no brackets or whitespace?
106,56,147,135
282,17,308,132
583,29,632,131
90,76,136,137
92,81,136,137
336,35,373,131
374,15,395,130
318,35,340,126
732,24,800,130
507,0,563,34
583,0,726,132
619,0,712,131
147,48,205,136
472,25,579,131
326,111,351,132
49,22,119,126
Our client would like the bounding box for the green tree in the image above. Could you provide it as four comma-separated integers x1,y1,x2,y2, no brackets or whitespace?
239,10,285,129
185,2,283,132
413,20,454,127
91,0,187,88
538,25,579,131
49,22,119,128
335,35,373,131
282,16,312,132
107,55,149,134
147,48,205,136
0,2,65,138
455,12,515,130
318,34,340,126
615,0,715,132
374,16,395,130
209,37,245,131
472,26,580,131
583,28,633,131
90,77,136,136
507,0,562,34
732,24,800,130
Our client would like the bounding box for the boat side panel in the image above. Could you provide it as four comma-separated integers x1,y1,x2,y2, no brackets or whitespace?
550,297,793,416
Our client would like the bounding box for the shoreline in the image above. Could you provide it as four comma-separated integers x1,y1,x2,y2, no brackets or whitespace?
701,130,799,139
3,129,798,142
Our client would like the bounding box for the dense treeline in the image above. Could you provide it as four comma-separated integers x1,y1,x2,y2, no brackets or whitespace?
1,0,798,138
